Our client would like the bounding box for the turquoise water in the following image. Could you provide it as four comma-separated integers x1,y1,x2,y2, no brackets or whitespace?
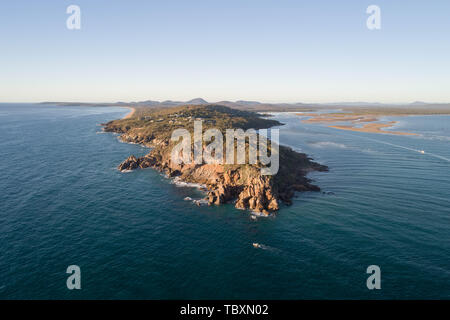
0,104,449,299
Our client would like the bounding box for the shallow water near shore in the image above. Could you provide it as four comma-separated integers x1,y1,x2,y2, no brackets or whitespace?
0,104,449,299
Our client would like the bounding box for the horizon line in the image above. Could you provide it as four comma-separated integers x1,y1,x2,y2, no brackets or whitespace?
2,99,450,106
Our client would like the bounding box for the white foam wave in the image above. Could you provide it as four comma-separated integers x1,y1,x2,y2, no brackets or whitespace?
192,199,208,206
172,177,206,190
251,211,270,217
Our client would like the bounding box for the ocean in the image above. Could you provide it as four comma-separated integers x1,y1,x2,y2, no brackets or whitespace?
0,103,449,299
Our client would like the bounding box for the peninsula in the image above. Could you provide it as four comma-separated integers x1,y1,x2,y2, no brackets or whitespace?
103,105,328,215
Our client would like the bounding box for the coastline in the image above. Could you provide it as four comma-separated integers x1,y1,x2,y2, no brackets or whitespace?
328,122,418,136
122,107,136,119
298,113,417,135
104,105,328,214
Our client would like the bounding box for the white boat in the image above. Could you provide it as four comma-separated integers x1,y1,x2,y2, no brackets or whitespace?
252,243,261,248
419,150,425,154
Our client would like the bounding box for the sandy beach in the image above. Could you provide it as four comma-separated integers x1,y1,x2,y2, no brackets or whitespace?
122,107,136,119
329,122,418,136
299,114,379,123
297,113,416,135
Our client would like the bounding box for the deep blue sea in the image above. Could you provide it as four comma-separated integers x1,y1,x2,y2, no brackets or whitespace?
0,104,449,299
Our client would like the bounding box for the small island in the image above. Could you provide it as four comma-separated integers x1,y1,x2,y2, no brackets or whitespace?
103,105,328,215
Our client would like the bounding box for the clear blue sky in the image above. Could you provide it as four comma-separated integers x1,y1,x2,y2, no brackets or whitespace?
1,0,449,103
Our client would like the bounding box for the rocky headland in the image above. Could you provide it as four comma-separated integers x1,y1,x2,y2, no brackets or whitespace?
103,105,328,215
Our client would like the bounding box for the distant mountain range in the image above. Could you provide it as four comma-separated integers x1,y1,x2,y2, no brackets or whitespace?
40,98,450,112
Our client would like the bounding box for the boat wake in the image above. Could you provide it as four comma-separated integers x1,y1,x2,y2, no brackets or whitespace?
252,243,281,253
361,137,450,163
252,243,270,250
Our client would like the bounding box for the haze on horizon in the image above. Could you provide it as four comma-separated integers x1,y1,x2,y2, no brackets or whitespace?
1,0,449,104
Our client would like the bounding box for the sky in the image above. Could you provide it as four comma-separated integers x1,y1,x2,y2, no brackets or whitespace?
1,0,449,103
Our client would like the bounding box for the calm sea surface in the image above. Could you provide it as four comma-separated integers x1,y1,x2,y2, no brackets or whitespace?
0,104,449,299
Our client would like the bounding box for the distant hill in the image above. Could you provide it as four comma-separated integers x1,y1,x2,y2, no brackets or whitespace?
40,99,450,112
235,100,261,105
409,101,428,106
186,98,208,104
